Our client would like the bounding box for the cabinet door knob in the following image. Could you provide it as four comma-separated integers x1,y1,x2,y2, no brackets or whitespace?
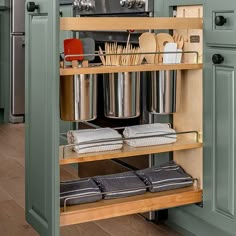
27,2,39,12
212,54,224,64
215,15,227,26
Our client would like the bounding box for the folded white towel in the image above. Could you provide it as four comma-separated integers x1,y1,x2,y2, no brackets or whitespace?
123,123,176,147
67,128,123,154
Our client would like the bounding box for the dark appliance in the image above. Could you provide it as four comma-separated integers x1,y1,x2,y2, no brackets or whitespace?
73,0,153,126
10,0,25,123
72,0,155,220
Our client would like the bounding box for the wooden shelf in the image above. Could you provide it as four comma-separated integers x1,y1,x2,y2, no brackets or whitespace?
60,186,202,226
60,17,203,31
60,63,203,76
59,136,202,165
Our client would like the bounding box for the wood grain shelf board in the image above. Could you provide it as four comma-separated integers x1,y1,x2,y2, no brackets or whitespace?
60,17,203,31
60,186,202,226
59,136,202,165
60,63,203,76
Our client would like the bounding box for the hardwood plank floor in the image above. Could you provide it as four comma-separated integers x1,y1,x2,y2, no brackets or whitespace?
0,123,182,236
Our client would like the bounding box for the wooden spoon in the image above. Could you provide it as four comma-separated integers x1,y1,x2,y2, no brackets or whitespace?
139,32,156,64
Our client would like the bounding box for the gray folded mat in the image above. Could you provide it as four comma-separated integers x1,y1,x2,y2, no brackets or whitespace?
60,178,102,207
60,161,194,207
136,161,193,193
93,171,147,199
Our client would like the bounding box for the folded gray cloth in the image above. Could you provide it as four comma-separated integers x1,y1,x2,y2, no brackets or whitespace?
60,178,102,207
93,172,147,199
136,161,193,193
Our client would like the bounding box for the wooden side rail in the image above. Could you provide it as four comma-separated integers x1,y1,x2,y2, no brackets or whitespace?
60,17,203,31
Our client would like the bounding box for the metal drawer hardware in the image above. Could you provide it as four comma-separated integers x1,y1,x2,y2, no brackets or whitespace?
61,130,200,159
212,54,224,64
61,50,200,68
215,15,227,26
26,2,39,13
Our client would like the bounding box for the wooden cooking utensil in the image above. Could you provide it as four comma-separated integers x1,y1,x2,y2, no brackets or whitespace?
173,33,184,49
154,33,160,63
156,33,174,63
139,32,156,64
64,38,84,68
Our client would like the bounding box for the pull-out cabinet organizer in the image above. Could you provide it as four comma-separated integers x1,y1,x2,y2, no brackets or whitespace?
59,17,203,226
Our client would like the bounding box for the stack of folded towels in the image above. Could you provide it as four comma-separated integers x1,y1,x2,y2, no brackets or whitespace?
123,123,177,147
67,128,123,153
60,161,194,207
67,123,177,154
60,178,102,207
93,171,147,199
136,161,193,192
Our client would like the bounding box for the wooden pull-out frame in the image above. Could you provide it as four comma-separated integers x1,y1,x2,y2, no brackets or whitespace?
59,15,203,226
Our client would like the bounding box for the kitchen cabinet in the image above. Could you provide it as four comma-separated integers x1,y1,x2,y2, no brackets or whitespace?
162,1,236,236
25,0,204,233
26,1,236,236
167,48,236,236
25,1,60,235
205,0,236,46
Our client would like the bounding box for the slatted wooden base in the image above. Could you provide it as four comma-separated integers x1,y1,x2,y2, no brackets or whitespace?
60,186,202,226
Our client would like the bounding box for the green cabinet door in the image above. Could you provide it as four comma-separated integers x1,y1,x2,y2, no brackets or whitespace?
168,48,236,236
205,0,236,46
25,1,60,235
203,48,236,233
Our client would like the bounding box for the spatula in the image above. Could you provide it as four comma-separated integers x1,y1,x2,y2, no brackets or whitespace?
156,33,174,63
81,38,95,62
163,42,177,64
139,32,156,64
64,38,84,68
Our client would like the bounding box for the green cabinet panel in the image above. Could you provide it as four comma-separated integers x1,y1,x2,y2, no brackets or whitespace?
205,0,236,46
213,66,234,218
163,1,236,236
204,48,236,227
0,0,8,9
25,0,60,235
168,48,236,236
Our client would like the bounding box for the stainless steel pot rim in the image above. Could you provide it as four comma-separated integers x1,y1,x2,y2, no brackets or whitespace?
104,113,141,119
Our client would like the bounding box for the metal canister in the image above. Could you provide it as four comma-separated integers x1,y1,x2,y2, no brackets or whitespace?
148,70,177,114
103,72,140,119
60,74,97,121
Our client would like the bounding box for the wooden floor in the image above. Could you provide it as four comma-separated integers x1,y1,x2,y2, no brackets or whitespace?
0,123,182,236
